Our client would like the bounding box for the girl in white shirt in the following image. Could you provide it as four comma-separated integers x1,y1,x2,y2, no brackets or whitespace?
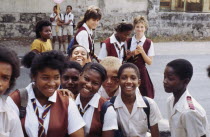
7,51,85,137
76,62,118,137
74,5,102,61
114,63,162,137
0,46,24,137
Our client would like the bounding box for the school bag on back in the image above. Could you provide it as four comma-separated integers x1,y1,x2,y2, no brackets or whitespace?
67,37,75,55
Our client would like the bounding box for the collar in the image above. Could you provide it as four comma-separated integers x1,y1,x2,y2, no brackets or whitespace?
75,93,101,109
27,83,57,103
170,89,191,113
131,35,146,44
82,23,93,36
99,86,120,97
110,34,125,46
114,88,146,108
0,95,8,112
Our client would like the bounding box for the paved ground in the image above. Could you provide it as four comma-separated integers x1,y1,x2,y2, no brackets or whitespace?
3,40,210,135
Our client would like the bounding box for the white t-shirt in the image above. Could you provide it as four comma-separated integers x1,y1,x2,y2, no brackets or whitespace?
75,93,118,136
6,83,85,137
130,35,155,57
114,88,162,137
167,89,210,137
98,34,126,62
50,13,64,26
0,95,24,137
64,12,74,25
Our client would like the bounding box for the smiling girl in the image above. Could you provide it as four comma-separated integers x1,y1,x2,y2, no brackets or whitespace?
7,51,85,137
113,63,161,137
31,20,53,53
75,63,118,137
68,45,91,66
74,5,101,60
126,16,155,99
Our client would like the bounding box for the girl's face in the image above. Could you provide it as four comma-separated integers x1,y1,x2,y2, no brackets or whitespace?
33,67,60,98
134,23,146,36
40,26,52,40
86,18,100,30
119,68,140,96
0,61,12,95
70,47,89,66
116,30,132,42
61,68,80,95
78,69,102,99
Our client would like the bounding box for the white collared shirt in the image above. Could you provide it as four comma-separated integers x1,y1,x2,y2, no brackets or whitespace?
98,86,120,100
167,89,210,137
130,35,155,57
98,34,126,61
50,13,64,26
6,83,85,137
114,88,162,137
0,95,24,137
76,23,93,52
64,12,74,25
75,93,118,136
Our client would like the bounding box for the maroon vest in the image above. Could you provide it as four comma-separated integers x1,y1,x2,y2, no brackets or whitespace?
126,38,151,67
74,26,94,56
86,97,107,137
102,38,126,61
9,90,69,137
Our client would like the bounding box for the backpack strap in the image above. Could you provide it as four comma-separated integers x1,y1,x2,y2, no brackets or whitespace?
110,96,117,104
19,88,28,119
142,96,150,129
100,101,113,124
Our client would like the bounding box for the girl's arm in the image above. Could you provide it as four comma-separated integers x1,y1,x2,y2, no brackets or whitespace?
150,124,160,137
69,128,85,137
102,130,114,137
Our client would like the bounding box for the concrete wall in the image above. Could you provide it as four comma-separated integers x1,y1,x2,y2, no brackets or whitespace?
148,12,210,38
0,0,210,39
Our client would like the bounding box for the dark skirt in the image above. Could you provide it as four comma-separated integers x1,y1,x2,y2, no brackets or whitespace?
139,66,154,99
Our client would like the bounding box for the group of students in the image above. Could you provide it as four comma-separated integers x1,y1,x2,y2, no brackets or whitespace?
31,5,74,54
1,4,210,137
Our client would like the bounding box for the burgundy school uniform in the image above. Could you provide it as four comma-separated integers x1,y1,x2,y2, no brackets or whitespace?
74,26,94,56
9,90,69,137
127,38,155,99
101,38,126,61
87,97,106,137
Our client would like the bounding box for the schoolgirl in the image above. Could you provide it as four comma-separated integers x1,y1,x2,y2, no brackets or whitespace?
126,16,155,98
50,5,64,50
68,45,91,67
0,46,24,137
31,20,52,53
61,61,82,97
75,62,118,137
74,5,101,60
113,63,162,137
98,22,133,62
7,50,85,137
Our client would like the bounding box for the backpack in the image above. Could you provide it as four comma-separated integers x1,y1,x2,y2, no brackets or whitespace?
18,88,28,119
67,37,75,55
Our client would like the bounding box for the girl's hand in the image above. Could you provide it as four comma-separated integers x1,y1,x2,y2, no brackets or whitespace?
135,45,144,55
57,89,75,99
126,50,132,59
